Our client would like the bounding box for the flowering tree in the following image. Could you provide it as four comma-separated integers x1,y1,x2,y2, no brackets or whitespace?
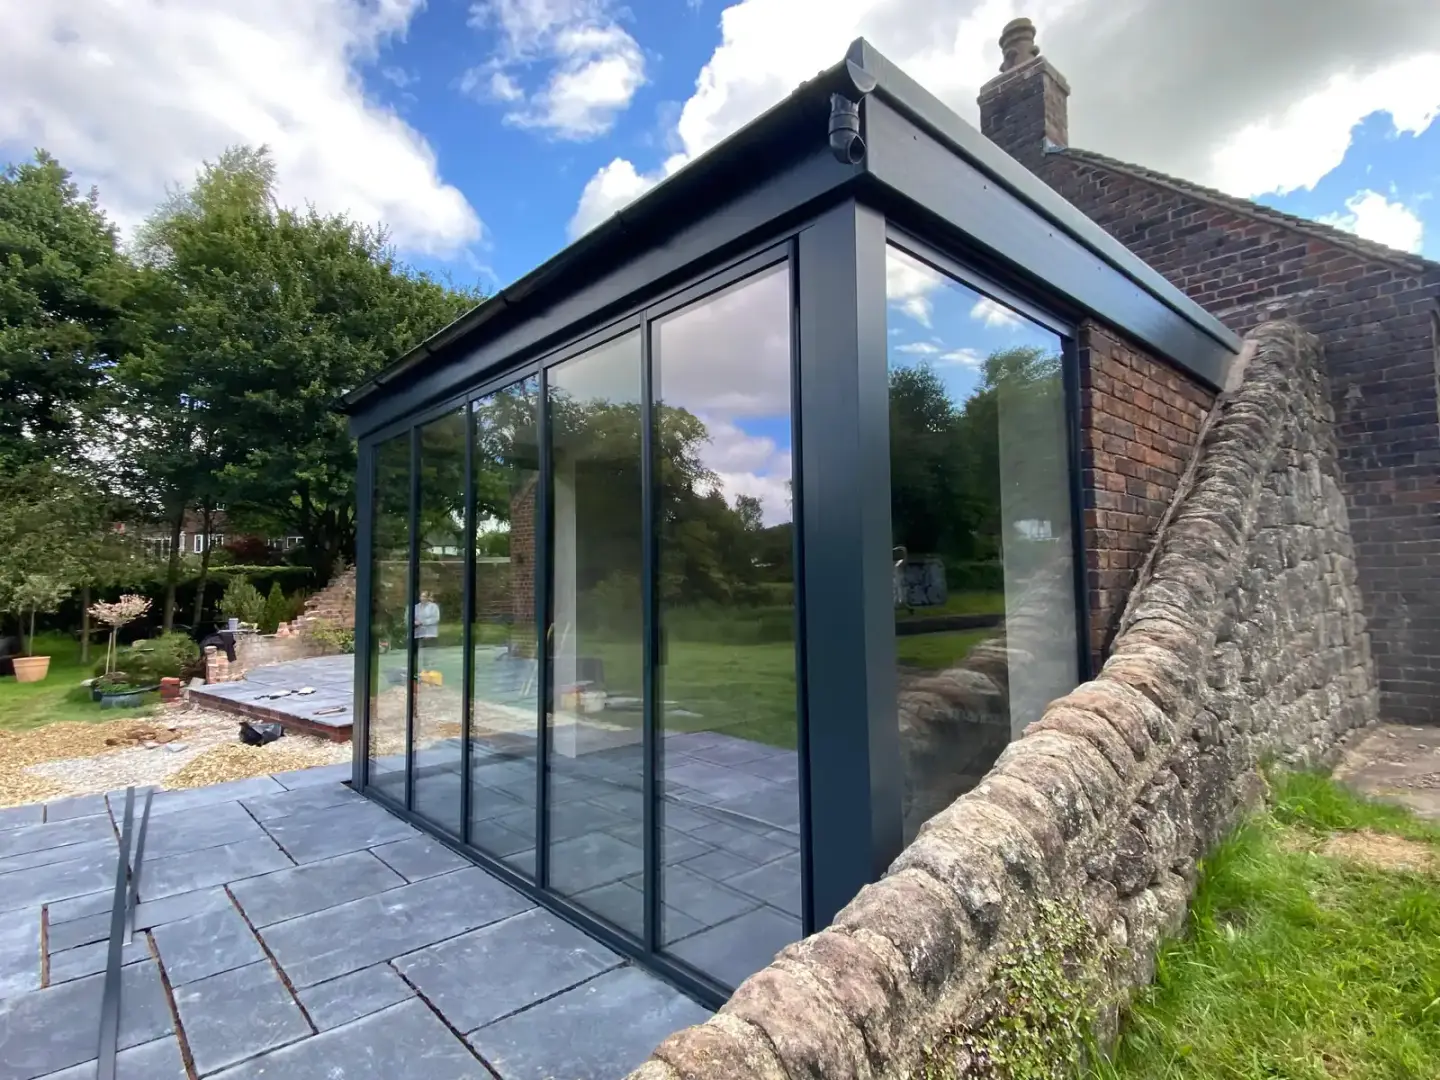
88,594,152,676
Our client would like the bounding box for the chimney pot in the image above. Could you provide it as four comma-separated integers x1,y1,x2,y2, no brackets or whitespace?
998,17,1040,73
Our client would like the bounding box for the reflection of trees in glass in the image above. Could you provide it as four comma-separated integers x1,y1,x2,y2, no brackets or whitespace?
889,345,1063,569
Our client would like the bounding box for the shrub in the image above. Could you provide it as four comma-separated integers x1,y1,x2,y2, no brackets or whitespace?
219,577,265,626
308,620,355,655
114,632,200,685
261,582,288,634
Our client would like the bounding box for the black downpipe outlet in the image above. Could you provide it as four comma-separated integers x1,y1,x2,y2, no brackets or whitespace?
828,94,865,165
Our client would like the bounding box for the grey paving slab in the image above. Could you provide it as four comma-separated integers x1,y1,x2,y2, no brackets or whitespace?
572,882,704,941
731,752,801,784
467,781,527,822
688,820,794,864
661,761,776,803
258,800,419,863
297,964,414,1032
41,795,110,823
0,804,44,832
140,800,265,860
211,998,488,1080
682,738,779,768
710,785,802,832
268,762,354,790
0,816,114,861
0,851,118,914
371,836,470,883
139,776,285,818
653,800,719,834
499,801,623,843
467,818,534,859
653,865,759,930
230,850,404,928
0,959,173,1079
174,960,311,1076
603,822,712,864
679,848,759,882
43,891,111,924
152,904,264,986
725,853,803,916
47,937,149,984
261,867,533,987
47,886,231,955
470,965,711,1080
0,837,118,875
133,885,234,930
32,1035,187,1080
667,906,802,989
44,909,110,954
240,781,361,822
140,837,292,900
393,908,620,1034
547,832,644,895
0,910,41,999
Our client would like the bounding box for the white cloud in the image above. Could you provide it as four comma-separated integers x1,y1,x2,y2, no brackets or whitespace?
1319,189,1425,254
939,347,984,368
0,0,483,258
970,296,1021,329
466,0,645,140
895,341,941,355
569,0,1440,227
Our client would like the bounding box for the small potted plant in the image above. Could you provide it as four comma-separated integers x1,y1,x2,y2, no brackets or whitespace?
10,574,71,683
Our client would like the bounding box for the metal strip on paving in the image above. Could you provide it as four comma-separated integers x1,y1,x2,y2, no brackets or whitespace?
96,786,153,1080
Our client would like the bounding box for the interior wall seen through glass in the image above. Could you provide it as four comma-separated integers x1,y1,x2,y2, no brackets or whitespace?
544,331,647,935
411,408,468,836
468,376,542,875
885,244,1078,843
653,264,803,989
367,433,412,804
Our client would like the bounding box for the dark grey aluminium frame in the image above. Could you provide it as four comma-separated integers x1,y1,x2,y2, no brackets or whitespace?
343,38,1240,1009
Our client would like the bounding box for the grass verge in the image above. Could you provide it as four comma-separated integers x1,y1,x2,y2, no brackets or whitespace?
0,633,118,733
1092,770,1440,1080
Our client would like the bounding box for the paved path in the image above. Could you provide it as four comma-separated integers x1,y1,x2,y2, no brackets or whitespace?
0,767,710,1079
1335,722,1440,821
192,655,356,739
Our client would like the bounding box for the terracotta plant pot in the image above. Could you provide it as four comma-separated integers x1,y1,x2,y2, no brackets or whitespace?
11,656,50,683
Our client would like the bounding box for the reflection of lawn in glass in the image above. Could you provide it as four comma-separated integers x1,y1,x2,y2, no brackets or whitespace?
894,591,1004,620
895,628,997,671
592,639,798,751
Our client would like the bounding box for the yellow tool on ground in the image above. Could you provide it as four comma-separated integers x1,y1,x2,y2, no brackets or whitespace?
418,670,444,686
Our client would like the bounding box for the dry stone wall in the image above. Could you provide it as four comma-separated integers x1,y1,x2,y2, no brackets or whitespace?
626,320,1377,1080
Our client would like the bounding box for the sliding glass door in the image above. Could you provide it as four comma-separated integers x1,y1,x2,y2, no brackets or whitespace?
361,256,805,997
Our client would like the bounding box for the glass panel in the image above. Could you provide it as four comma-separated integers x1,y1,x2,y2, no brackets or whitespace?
886,245,1078,844
367,433,411,804
412,408,468,835
545,331,646,933
469,376,542,875
653,264,803,988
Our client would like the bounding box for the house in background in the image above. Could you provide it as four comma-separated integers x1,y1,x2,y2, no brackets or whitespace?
979,18,1440,724
120,508,304,560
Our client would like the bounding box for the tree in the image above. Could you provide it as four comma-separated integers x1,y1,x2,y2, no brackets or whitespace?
0,152,124,468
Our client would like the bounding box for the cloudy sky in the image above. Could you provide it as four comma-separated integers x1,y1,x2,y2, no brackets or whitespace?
3,0,1436,287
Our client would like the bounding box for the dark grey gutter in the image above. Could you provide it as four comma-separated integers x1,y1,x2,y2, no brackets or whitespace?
847,39,1240,355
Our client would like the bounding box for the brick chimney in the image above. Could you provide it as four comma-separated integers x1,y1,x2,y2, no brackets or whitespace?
977,17,1069,175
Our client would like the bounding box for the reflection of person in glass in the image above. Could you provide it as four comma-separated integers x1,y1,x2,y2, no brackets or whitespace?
413,592,440,677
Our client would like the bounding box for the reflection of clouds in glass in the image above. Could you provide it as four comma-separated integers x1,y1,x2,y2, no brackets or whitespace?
895,341,941,356
657,265,793,525
970,297,1022,330
939,347,984,369
549,330,641,405
886,251,941,328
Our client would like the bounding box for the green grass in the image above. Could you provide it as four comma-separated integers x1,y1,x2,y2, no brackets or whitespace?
895,590,1006,620
1092,771,1440,1080
0,633,117,733
895,628,996,671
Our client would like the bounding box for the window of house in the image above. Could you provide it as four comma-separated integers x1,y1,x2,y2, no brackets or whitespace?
193,534,204,554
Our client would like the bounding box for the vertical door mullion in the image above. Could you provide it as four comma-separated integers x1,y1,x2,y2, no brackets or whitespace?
1062,336,1094,681
352,441,375,792
406,426,420,813
639,317,660,955
536,374,552,888
460,405,477,845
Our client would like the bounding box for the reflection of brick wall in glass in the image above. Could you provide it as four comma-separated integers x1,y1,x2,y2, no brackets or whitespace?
508,474,538,655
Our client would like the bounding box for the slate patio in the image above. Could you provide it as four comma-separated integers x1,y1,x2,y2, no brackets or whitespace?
0,767,712,1080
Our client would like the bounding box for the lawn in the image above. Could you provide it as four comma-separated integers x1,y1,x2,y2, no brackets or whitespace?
896,590,1006,621
1092,771,1440,1080
895,628,996,671
0,633,114,733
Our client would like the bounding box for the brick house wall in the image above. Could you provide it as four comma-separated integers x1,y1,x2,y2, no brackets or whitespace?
1079,323,1216,667
979,18,1440,722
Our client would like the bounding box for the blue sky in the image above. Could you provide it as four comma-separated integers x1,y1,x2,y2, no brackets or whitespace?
3,2,1437,291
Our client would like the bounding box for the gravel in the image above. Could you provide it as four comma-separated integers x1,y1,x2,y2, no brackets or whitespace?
0,701,349,808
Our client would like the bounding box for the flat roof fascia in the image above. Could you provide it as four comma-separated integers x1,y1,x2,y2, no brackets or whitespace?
861,96,1234,388
347,148,860,439
849,39,1241,369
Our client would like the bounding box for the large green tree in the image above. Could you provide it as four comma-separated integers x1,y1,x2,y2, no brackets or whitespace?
0,152,124,467
131,147,480,590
